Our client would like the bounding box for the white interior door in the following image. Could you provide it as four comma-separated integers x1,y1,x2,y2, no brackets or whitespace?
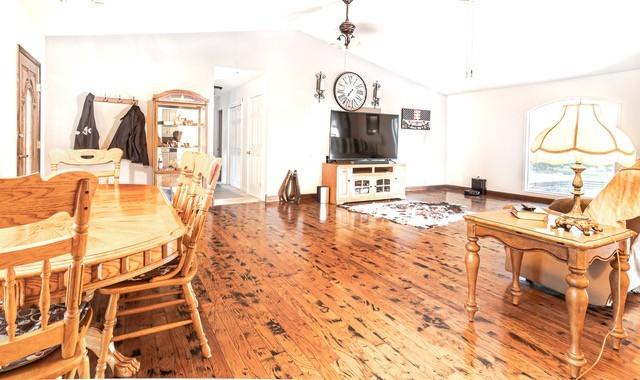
246,95,265,198
228,104,243,188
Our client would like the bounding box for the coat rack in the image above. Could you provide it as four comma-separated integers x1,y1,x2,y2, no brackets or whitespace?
94,94,138,105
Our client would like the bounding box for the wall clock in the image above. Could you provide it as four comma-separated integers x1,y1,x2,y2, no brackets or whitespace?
334,71,367,111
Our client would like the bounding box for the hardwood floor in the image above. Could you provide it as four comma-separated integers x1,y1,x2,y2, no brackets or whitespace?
99,189,640,379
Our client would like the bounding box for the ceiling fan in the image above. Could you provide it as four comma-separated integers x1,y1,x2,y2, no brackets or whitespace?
288,0,379,49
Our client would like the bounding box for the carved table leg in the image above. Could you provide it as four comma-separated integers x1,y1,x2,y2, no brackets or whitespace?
87,327,141,378
464,224,480,322
610,240,631,350
565,260,589,379
508,247,524,306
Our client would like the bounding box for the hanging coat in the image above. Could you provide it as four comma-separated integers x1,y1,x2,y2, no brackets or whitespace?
108,105,149,166
74,93,99,149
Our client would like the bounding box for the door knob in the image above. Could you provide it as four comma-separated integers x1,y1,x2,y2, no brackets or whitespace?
246,150,252,155
18,154,30,158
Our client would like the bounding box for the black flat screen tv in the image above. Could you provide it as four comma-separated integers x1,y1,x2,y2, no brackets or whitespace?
329,110,399,161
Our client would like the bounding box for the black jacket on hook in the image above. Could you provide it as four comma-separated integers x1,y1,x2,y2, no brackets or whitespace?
109,105,149,166
74,93,100,149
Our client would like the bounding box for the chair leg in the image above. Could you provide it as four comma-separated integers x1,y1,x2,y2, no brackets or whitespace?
96,294,120,379
64,367,77,378
78,356,90,379
78,336,90,379
182,282,211,358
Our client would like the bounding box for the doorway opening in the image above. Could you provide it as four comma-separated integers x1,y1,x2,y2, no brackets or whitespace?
212,67,265,206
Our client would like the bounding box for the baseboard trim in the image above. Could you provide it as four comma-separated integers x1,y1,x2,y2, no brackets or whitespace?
485,189,556,204
405,185,431,192
409,184,556,204
408,185,459,192
264,193,316,203
264,186,556,205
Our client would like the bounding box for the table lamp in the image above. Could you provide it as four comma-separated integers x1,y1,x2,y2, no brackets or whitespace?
530,102,636,235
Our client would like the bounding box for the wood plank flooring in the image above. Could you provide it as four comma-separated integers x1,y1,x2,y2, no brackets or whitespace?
99,189,640,379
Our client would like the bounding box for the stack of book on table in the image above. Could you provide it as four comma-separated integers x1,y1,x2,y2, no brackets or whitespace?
511,204,548,222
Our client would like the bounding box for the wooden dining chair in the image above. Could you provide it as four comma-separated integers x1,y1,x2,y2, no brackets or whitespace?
95,154,221,378
0,171,98,379
154,150,196,261
49,148,123,184
172,151,197,212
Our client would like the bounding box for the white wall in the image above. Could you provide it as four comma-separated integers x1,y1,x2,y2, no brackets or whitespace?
44,35,219,183
263,33,447,197
44,31,447,195
0,0,45,177
446,69,640,195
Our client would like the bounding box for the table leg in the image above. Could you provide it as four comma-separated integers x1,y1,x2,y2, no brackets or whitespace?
610,240,630,350
86,327,141,378
565,263,589,379
465,233,480,322
508,247,524,306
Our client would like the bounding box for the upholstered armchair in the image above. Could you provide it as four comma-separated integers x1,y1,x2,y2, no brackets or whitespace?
507,161,640,306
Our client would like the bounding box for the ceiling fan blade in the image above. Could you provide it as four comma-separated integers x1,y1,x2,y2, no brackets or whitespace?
288,1,340,17
356,22,379,34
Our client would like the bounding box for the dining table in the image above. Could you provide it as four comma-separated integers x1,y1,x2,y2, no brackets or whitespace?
0,183,185,377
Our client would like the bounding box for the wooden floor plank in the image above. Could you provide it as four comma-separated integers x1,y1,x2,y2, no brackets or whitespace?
101,189,639,379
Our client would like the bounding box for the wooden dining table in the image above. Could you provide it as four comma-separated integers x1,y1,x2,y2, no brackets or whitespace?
0,184,185,377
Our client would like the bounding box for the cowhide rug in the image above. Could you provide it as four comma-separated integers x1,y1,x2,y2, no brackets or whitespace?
340,200,466,229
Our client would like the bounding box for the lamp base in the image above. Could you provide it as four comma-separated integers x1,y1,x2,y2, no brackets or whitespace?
550,160,603,236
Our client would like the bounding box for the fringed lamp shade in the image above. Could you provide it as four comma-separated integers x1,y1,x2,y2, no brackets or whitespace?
530,103,636,166
529,102,636,235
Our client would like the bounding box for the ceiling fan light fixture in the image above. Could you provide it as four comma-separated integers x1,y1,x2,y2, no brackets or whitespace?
337,0,356,49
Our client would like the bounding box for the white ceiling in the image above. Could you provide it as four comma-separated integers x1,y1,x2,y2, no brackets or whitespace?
23,0,640,94
213,66,260,91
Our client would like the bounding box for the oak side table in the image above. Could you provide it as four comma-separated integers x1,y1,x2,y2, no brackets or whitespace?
463,209,636,379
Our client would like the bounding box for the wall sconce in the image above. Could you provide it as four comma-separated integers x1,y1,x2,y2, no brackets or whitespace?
371,81,382,108
315,71,326,102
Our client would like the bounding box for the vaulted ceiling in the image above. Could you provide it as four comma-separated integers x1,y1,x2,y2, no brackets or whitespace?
23,0,640,94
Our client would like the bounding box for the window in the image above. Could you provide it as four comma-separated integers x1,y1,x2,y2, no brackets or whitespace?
525,98,619,197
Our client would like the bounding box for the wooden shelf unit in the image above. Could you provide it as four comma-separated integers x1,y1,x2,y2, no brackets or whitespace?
148,89,208,188
322,162,406,205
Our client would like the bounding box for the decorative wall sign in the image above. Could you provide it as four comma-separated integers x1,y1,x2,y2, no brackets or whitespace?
401,108,431,130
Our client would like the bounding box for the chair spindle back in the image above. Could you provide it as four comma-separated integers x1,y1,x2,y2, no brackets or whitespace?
179,154,221,275
0,172,97,367
172,151,196,215
49,148,123,185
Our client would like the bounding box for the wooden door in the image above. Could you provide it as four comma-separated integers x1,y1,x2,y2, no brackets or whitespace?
216,109,223,182
246,95,265,198
17,46,41,176
228,104,243,188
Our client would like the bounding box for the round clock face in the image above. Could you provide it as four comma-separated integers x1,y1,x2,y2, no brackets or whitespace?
334,72,367,111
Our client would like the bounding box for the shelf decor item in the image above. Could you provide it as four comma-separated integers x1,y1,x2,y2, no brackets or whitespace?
530,102,636,235
148,90,209,190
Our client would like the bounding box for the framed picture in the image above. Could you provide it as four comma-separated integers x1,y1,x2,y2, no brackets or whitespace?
401,108,431,130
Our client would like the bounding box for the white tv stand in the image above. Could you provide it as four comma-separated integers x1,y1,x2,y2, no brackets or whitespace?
321,162,406,205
